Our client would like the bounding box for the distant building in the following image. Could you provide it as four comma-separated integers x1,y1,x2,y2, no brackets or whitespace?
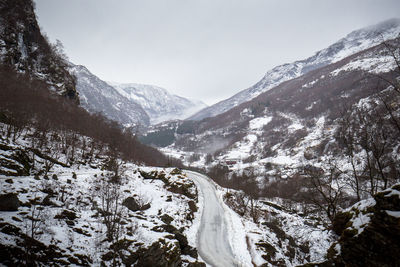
220,158,241,168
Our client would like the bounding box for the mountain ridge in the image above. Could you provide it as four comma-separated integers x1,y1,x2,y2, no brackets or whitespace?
71,63,207,127
108,82,207,125
189,18,400,121
70,64,150,127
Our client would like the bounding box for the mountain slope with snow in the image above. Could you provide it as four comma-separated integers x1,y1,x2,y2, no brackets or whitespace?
71,64,206,127
152,36,400,182
71,64,150,127
189,18,400,120
110,82,207,125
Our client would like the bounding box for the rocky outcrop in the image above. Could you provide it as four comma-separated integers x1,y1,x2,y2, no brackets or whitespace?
326,184,400,266
0,0,78,102
0,222,92,265
121,239,182,267
122,196,151,212
152,224,199,259
0,144,31,176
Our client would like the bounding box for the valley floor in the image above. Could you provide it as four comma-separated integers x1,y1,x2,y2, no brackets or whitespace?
0,126,333,266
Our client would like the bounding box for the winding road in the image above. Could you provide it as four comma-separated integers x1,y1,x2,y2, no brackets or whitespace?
186,171,247,267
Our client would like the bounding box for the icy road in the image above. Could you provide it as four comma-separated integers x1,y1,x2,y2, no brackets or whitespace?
186,171,252,267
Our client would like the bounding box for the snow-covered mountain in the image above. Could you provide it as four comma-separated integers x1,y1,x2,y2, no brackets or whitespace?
2,1,400,265
149,35,400,178
189,18,400,120
109,82,207,125
71,64,206,127
71,65,150,127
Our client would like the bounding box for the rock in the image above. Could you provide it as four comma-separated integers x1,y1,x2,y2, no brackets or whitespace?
101,251,115,261
0,193,20,211
11,216,22,222
188,200,197,213
41,194,56,206
54,209,77,221
331,211,352,236
167,182,196,199
139,170,158,179
152,224,198,258
170,168,182,175
161,214,174,225
122,197,150,212
326,183,400,266
0,147,31,176
133,239,181,267
187,262,206,267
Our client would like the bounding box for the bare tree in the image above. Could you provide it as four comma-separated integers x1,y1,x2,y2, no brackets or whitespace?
23,194,48,265
303,163,346,222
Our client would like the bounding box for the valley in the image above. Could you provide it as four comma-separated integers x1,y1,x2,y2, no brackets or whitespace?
1,0,400,266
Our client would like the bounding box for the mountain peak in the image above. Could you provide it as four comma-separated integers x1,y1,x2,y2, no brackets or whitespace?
359,17,400,34
109,82,207,125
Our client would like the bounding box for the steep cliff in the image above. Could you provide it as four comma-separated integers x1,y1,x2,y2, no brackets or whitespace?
0,0,78,101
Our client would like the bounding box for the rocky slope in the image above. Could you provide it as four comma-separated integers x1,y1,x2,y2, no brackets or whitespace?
70,64,150,127
0,0,78,101
110,83,207,125
326,183,400,266
189,18,400,120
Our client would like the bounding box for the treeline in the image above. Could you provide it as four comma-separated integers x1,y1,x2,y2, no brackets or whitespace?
0,65,181,167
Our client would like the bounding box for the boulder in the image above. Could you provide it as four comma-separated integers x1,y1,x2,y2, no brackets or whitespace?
0,193,20,211
122,197,151,212
161,214,174,224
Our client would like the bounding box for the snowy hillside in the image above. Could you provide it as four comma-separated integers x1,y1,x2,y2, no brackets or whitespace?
190,18,400,120
70,65,150,127
2,1,400,265
0,127,205,266
154,36,400,186
109,82,207,125
0,121,336,267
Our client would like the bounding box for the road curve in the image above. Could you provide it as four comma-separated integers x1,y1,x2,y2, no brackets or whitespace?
186,171,243,267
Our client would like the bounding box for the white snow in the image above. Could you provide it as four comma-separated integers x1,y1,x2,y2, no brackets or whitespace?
385,210,400,218
187,171,253,267
331,55,398,76
249,116,273,130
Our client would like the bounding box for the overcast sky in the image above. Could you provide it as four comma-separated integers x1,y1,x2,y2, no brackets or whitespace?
35,0,400,105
